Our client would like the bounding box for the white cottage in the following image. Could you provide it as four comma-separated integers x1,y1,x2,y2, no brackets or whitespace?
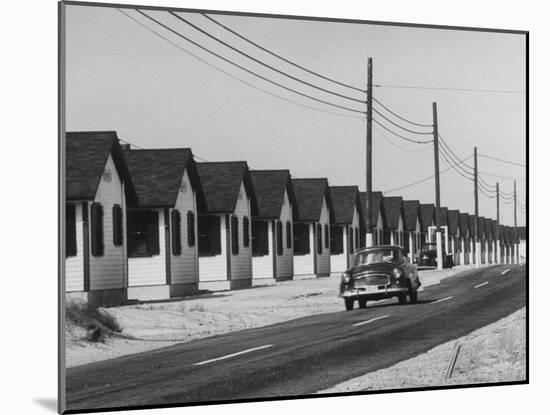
402,200,421,261
123,148,204,301
419,204,435,249
360,191,384,246
196,162,258,290
65,131,137,306
249,170,297,282
381,196,405,246
458,213,471,265
447,210,460,265
292,178,334,277
329,186,363,273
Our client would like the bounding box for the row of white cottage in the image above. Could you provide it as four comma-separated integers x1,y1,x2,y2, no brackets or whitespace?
65,132,523,306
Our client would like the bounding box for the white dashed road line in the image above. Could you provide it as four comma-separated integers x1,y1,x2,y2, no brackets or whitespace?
474,281,488,289
352,315,390,327
502,269,511,275
194,345,274,366
431,296,453,304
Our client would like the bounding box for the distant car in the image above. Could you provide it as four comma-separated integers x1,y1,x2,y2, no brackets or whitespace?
416,243,454,269
339,245,421,311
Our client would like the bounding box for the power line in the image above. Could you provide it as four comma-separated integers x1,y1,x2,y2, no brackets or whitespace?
438,135,474,172
372,117,433,144
478,153,526,168
169,11,365,105
373,124,432,153
119,138,144,149
372,107,433,135
439,148,475,183
202,13,366,94
479,170,526,182
439,145,475,179
374,84,525,95
372,97,433,128
135,9,366,115
118,9,365,120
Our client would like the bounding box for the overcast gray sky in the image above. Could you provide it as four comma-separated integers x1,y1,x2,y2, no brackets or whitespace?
65,4,526,226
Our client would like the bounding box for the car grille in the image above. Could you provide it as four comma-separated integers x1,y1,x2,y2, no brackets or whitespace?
354,274,390,286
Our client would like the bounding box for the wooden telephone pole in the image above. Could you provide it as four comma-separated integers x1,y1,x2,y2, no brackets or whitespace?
514,180,518,263
432,103,443,270
365,57,374,247
496,182,500,264
474,147,480,267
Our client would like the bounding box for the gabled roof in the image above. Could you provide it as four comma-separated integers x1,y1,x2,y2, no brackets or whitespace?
292,178,334,222
459,213,470,235
329,186,363,227
499,224,505,242
491,220,498,239
518,226,526,240
124,148,205,209
478,216,486,238
484,218,493,239
196,162,258,215
503,226,511,243
250,170,297,219
402,200,420,232
468,215,477,235
437,207,448,227
448,210,460,235
66,131,137,204
419,204,435,231
360,191,383,226
382,196,403,230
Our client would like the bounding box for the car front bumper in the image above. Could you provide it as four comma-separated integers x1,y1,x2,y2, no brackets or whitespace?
340,286,409,300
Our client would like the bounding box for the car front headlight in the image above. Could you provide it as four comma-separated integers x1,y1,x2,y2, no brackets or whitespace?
341,272,351,283
393,268,402,279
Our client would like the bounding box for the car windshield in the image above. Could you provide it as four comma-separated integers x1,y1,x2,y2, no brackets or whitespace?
353,248,402,266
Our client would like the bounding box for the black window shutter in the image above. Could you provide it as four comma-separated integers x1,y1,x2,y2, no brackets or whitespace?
171,209,182,255
316,224,322,255
147,210,160,255
355,228,359,249
187,211,196,247
324,224,329,249
350,227,355,252
286,221,292,249
112,204,123,247
277,221,283,256
66,204,77,257
243,216,250,247
90,203,104,257
231,216,239,255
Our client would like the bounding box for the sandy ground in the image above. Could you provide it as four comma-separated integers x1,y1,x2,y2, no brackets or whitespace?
66,265,480,368
319,307,526,393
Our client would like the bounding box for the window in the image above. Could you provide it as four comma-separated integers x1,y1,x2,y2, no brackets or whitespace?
66,204,77,257
198,215,221,256
317,224,323,255
243,216,250,247
127,210,159,257
324,224,329,249
187,211,195,247
231,215,239,255
277,221,283,256
330,225,343,255
252,220,269,256
286,221,292,249
90,202,104,257
293,223,310,255
349,227,354,252
171,209,182,255
112,204,123,247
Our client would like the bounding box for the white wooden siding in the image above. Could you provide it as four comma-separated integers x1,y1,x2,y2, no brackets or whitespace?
330,225,347,273
66,203,84,292
230,181,253,281
252,220,274,279
199,214,228,281
275,190,293,279
294,223,315,275
316,196,331,275
171,170,199,285
89,155,125,291
128,209,166,286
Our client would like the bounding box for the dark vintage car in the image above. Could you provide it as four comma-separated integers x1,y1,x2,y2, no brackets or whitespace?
416,243,454,269
339,245,420,311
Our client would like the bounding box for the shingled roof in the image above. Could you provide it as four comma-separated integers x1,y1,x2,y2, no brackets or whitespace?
437,207,448,227
197,162,258,215
329,186,363,226
518,226,526,240
250,170,297,219
360,191,383,227
419,204,435,232
491,220,498,239
478,216,486,238
292,178,333,222
66,131,137,204
459,213,470,236
402,200,420,232
484,218,493,239
448,210,460,235
382,196,403,230
124,148,204,209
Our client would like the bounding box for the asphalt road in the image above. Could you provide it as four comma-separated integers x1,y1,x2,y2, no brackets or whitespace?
66,264,526,412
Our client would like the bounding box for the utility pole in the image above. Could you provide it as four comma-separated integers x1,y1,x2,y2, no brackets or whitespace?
496,182,500,264
365,57,374,247
514,180,518,264
432,102,443,270
474,147,481,267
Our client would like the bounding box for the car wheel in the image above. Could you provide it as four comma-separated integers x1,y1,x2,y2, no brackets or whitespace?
398,294,407,304
345,298,354,311
358,297,367,309
409,290,418,304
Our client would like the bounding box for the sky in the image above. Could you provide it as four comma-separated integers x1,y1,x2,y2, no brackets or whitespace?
65,3,527,227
